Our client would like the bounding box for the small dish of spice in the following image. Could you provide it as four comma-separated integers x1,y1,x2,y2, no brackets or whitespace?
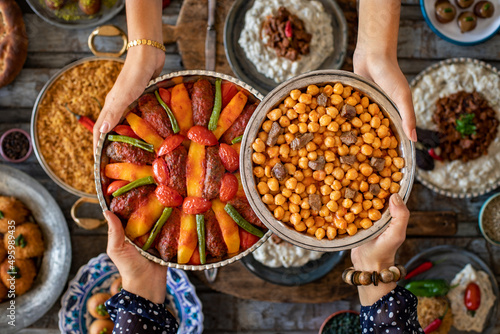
0,128,33,163
479,192,500,247
319,310,360,334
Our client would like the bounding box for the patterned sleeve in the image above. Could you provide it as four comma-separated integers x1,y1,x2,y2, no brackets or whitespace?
360,285,424,333
105,289,178,334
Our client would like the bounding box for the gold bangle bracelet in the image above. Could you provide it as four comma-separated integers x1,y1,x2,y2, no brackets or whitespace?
126,39,166,52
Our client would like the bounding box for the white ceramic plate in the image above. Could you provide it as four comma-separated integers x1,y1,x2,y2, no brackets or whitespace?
421,0,500,45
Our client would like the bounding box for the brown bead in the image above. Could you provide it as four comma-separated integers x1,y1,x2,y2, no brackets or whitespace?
389,266,401,281
345,269,355,285
351,271,361,285
359,271,372,285
396,264,407,279
342,267,354,284
380,269,394,283
372,271,379,286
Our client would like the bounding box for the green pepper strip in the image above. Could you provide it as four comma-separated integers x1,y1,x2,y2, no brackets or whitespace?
0,210,3,219
224,203,264,238
112,176,155,197
142,207,173,251
107,134,154,153
155,90,180,134
231,135,243,144
196,214,206,265
208,78,222,131
404,279,450,297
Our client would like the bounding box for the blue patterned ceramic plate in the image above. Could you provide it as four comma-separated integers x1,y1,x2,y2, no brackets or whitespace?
58,253,203,334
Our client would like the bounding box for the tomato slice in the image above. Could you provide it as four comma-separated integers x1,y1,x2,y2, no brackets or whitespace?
158,88,171,106
106,180,129,196
464,282,481,311
158,134,185,156
221,82,239,109
152,157,170,185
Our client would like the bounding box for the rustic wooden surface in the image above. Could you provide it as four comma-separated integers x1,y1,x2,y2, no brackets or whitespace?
0,0,499,333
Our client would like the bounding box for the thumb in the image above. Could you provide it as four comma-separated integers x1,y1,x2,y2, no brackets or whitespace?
384,194,410,244
104,210,126,252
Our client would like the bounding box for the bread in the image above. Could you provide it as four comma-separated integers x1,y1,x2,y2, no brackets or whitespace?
0,0,28,88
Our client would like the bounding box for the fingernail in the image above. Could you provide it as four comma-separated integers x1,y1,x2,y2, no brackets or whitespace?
100,121,110,133
411,129,418,142
391,193,403,206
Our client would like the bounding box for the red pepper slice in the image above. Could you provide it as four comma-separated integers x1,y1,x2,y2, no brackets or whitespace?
285,21,293,38
406,261,433,280
428,148,443,161
113,125,141,140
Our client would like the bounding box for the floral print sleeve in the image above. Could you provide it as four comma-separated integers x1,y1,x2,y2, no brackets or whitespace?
360,286,423,333
105,289,178,334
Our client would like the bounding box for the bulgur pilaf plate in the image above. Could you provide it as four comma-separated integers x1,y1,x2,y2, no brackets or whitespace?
31,57,123,198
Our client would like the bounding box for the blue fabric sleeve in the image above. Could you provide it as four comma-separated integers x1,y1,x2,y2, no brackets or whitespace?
105,289,178,334
360,285,424,333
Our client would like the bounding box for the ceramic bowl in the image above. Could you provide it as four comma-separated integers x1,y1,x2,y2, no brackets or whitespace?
319,310,360,333
0,128,32,163
479,192,500,247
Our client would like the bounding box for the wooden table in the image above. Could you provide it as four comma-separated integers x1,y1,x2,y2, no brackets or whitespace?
1,0,499,333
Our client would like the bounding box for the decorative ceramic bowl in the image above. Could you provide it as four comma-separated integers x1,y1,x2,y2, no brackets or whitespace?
319,310,360,333
58,253,204,334
479,192,500,247
240,70,415,252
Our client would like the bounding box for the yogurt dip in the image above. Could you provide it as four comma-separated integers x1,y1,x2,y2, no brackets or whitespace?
447,264,496,332
412,62,500,193
238,0,334,83
253,237,324,268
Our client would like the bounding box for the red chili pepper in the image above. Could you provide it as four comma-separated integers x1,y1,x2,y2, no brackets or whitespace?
464,282,481,312
113,125,141,140
424,318,442,334
406,261,433,280
285,21,293,38
65,104,95,133
428,148,443,161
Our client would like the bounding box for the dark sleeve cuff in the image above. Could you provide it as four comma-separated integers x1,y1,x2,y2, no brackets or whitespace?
360,285,423,333
105,289,178,331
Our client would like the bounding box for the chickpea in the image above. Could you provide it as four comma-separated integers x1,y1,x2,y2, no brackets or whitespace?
380,167,392,178
288,203,299,214
282,188,292,198
306,226,318,236
392,172,403,182
290,194,302,205
257,182,270,195
358,163,372,177
283,177,296,190
361,200,372,211
268,204,277,211
338,144,349,156
389,136,398,149
333,83,344,95
252,138,265,153
254,153,267,166
345,96,357,106
372,198,384,210
298,93,312,104
341,86,352,99
378,189,390,199
341,179,351,188
301,199,311,211
368,103,380,115
329,189,341,201
369,116,381,129
314,227,325,240
252,166,263,177
274,207,285,220
346,223,358,236
351,117,363,128
390,182,401,194
346,168,358,181
379,177,390,190
282,211,291,223
359,181,368,193
273,193,285,205
304,217,315,228
380,137,391,149
306,184,317,195
299,113,309,123
367,174,380,185
308,122,320,133
267,108,282,121
360,218,373,229
351,202,363,215
262,120,273,132
290,89,301,100
360,124,372,134
317,114,332,127
341,198,353,209
370,137,381,150
294,222,307,232
264,165,272,178
334,216,347,229
368,209,382,221
332,167,345,180
355,104,364,115
362,132,375,144
372,148,383,158
313,170,326,181
308,111,319,123
262,194,274,205
277,115,289,128
325,226,337,240
360,144,373,156
267,146,279,158
341,122,352,132
392,157,405,169
319,206,330,217
293,102,306,114
297,147,307,158
306,142,317,152
359,112,371,123
364,192,374,200
344,212,355,224
377,125,390,138
330,94,343,106
381,118,390,127
289,212,301,225
298,157,309,170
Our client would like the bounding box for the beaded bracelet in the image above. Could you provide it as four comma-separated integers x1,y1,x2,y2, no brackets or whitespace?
342,265,407,286
126,39,166,52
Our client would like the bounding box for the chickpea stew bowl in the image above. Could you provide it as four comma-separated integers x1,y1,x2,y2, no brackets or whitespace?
240,70,415,251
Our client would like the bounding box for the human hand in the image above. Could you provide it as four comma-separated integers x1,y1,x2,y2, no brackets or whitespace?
350,193,410,305
105,210,167,304
93,47,165,152
353,51,417,142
